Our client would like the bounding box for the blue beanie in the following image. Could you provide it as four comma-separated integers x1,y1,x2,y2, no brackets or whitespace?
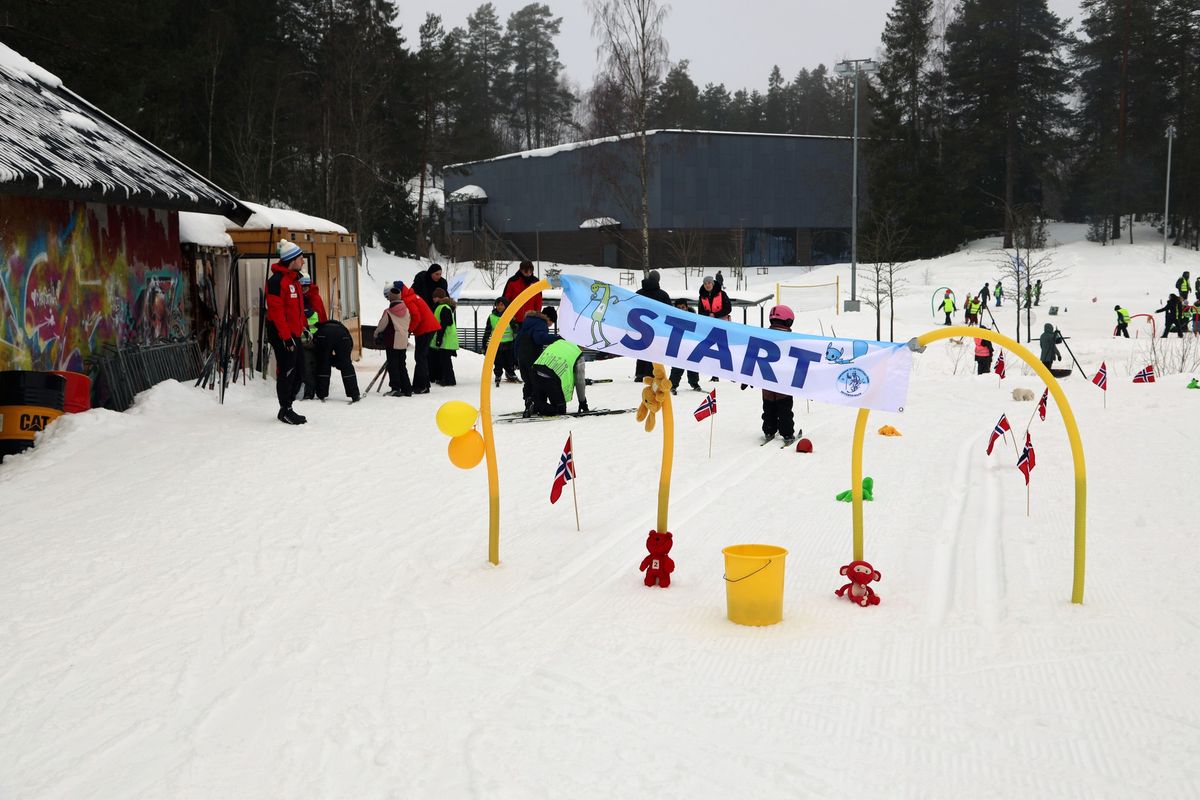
278,239,303,264
392,280,405,292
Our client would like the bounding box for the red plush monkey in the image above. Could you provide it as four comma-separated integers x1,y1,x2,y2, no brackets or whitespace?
639,530,675,588
835,560,881,606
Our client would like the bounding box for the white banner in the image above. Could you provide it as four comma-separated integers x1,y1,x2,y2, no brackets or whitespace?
556,274,913,412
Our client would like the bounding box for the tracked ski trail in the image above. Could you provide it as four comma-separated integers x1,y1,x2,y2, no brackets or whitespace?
924,429,1008,630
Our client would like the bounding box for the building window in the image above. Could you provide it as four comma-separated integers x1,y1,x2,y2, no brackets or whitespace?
339,255,359,319
811,229,851,265
743,228,796,267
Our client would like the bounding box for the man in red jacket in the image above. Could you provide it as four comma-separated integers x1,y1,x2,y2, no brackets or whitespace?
266,239,309,424
395,281,440,394
502,261,543,330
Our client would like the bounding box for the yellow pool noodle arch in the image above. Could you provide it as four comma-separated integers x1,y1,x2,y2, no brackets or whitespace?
850,326,1087,604
479,279,550,565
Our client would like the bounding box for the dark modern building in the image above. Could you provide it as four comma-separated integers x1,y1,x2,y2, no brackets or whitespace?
442,129,862,270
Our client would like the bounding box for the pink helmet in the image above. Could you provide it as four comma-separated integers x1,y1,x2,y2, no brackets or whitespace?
768,305,795,325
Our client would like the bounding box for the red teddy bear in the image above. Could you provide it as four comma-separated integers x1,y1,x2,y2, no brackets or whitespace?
835,560,881,606
639,530,675,588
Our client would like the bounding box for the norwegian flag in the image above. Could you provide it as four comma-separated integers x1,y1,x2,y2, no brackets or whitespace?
1017,431,1036,485
995,351,1006,379
694,389,717,422
1132,364,1156,383
986,414,1012,456
549,435,575,504
1037,388,1049,421
1092,362,1108,390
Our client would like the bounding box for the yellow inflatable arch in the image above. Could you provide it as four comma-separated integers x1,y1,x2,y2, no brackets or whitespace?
476,279,676,564
851,326,1087,604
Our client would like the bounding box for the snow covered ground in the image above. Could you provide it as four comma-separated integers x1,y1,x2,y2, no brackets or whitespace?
3,224,1199,798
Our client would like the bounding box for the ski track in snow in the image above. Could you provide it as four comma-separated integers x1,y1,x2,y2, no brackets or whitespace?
3,225,1200,797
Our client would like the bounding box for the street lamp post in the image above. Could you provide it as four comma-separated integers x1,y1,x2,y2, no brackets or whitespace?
1164,124,1176,264
835,57,878,313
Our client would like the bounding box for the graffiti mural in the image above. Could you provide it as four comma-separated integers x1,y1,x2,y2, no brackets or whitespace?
0,196,185,371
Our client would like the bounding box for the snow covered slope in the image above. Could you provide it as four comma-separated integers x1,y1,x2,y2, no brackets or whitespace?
1,224,1198,798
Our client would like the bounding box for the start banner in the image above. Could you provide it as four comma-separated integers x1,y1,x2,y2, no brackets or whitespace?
556,274,913,412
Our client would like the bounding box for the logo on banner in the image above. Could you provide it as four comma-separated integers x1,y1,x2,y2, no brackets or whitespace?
825,340,869,365
837,368,870,397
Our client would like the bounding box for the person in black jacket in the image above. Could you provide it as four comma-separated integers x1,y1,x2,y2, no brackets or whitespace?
668,298,702,394
411,263,448,310
516,308,560,409
698,276,731,319
634,270,671,380
1157,293,1185,338
313,320,361,402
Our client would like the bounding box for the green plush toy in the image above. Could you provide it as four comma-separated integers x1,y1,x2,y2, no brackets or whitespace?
1188,378,1199,389
836,476,874,502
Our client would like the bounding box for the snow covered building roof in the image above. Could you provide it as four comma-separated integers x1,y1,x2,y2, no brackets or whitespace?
579,217,620,229
0,43,251,224
230,200,349,234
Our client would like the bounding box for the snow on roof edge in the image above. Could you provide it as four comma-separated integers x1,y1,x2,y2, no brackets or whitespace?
179,211,234,248
232,200,349,234
0,41,63,87
445,129,855,169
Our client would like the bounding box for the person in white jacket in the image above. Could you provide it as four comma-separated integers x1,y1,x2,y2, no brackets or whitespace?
376,286,412,396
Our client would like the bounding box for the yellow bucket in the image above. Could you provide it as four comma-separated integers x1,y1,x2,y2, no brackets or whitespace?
722,544,788,626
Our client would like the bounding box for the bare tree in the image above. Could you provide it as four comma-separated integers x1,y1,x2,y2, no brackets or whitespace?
721,226,746,290
474,229,510,290
861,212,912,341
665,228,703,289
588,0,670,275
994,204,1066,343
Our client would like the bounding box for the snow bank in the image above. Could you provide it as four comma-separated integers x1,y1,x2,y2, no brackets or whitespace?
4,223,1200,797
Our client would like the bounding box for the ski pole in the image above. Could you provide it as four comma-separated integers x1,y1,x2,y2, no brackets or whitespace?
1055,328,1087,378
363,362,388,396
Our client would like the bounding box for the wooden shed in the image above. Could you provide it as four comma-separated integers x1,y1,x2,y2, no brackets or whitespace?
224,202,362,359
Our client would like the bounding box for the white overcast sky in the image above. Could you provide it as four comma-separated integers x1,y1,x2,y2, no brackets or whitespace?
396,0,1085,92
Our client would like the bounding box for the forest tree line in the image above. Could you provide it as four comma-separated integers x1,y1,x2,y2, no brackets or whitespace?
2,0,1197,259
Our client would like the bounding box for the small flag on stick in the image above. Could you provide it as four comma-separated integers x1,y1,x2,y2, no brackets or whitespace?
1018,431,1036,516
550,434,575,505
693,389,717,422
1132,364,1156,383
986,414,1012,456
1092,362,1107,390
1037,388,1049,421
995,351,1006,380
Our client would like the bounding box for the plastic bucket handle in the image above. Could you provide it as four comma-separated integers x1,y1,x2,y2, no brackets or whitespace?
723,559,773,583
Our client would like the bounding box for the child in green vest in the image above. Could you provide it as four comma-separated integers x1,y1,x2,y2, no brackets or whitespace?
430,288,459,387
484,297,521,387
529,340,588,417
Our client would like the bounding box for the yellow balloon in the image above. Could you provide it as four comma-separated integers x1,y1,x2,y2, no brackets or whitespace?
448,430,485,469
436,401,478,438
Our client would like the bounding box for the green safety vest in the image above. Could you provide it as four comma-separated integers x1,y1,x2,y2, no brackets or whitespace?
488,313,514,344
1117,307,1130,324
1181,278,1190,293
304,310,318,338
995,285,1003,298
942,297,955,312
432,303,458,350
534,340,582,401
969,299,981,314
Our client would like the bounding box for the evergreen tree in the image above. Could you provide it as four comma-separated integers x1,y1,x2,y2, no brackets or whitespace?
866,0,961,256
1070,0,1169,239
697,83,731,128
501,3,575,150
945,0,1072,246
765,65,787,132
453,3,510,160
651,60,701,128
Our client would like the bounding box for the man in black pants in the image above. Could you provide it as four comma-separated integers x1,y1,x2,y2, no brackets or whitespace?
265,239,308,425
313,320,361,402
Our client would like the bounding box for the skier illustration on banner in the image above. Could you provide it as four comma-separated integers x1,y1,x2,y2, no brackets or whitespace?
577,281,624,348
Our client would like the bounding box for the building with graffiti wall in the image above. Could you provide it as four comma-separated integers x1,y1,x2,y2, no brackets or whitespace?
0,43,249,374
